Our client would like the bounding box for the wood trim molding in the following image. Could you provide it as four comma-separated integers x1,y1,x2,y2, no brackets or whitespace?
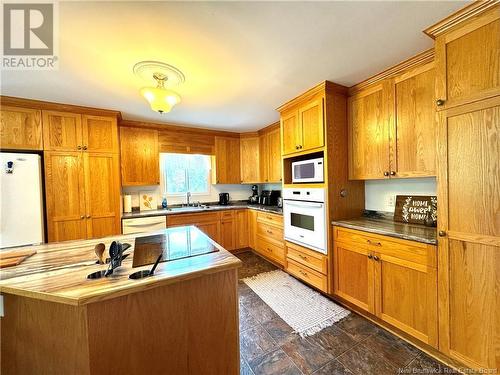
423,0,500,39
258,121,280,135
0,96,122,119
348,49,434,95
276,81,347,112
119,119,240,138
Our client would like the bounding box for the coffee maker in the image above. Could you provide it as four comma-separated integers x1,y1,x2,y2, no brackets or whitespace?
248,185,259,204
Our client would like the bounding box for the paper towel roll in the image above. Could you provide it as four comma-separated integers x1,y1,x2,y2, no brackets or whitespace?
123,195,132,213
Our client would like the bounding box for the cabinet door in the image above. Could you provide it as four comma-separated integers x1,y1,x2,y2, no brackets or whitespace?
248,209,258,249
83,153,121,238
240,136,260,183
120,127,159,186
267,128,282,183
374,254,438,347
235,209,249,249
82,115,118,153
0,106,42,150
299,96,324,151
259,133,269,182
436,97,500,370
333,240,374,313
435,10,500,109
214,137,241,184
281,109,300,155
42,111,83,151
348,82,391,180
220,219,235,251
195,221,221,244
394,63,436,177
44,151,86,242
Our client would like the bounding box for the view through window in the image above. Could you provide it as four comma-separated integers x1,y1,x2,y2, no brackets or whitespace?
160,153,211,195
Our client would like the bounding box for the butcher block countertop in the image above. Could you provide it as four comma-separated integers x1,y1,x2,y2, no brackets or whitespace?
0,226,241,306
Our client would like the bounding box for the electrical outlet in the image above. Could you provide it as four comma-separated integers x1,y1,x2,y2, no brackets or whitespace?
386,195,396,208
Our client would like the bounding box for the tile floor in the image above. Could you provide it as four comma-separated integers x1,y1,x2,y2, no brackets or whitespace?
235,251,455,375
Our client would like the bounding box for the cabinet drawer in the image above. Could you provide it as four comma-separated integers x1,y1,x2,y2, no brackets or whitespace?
256,222,283,244
256,211,283,227
220,210,235,220
286,242,327,275
334,227,436,268
286,259,327,292
122,216,166,234
167,212,220,226
256,237,285,265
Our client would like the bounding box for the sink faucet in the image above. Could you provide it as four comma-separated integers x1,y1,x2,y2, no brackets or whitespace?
186,191,191,206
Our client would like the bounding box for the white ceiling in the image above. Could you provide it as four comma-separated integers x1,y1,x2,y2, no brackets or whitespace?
1,1,468,131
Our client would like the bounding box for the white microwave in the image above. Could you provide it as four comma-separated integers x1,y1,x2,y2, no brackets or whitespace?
291,157,324,183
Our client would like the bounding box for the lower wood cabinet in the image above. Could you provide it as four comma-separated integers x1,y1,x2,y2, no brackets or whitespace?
44,151,121,242
333,226,438,348
167,212,221,244
285,241,328,292
254,212,285,266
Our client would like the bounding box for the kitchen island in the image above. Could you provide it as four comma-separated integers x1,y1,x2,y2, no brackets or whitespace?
0,226,241,375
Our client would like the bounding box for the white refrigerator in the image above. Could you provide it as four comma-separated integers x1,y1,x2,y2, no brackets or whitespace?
0,152,45,248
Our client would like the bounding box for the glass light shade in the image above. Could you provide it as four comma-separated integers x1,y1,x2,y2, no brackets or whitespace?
140,87,181,113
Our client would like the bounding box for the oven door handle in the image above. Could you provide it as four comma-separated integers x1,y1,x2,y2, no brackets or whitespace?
284,202,324,208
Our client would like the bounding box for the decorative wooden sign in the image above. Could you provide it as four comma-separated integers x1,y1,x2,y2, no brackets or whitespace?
394,195,437,226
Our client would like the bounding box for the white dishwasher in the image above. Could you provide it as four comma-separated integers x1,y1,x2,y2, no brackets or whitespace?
122,216,166,234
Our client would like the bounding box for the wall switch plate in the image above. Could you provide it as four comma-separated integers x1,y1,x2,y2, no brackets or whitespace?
386,195,396,208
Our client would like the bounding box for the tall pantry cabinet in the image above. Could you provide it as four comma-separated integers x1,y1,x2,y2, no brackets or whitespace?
425,3,500,371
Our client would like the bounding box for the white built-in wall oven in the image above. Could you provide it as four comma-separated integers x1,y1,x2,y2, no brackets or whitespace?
283,188,327,254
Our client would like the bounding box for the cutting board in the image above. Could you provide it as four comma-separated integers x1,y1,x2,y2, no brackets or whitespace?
0,249,37,268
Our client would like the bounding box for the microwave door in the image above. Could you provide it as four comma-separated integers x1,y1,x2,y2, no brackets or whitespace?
293,163,315,183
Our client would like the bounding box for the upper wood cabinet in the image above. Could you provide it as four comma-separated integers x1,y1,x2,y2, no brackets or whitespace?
259,132,269,182
0,106,43,150
258,126,282,183
280,94,324,156
240,135,260,183
42,111,83,151
433,7,500,110
348,82,391,180
82,115,119,153
393,63,436,177
348,61,436,180
120,127,160,186
213,136,240,184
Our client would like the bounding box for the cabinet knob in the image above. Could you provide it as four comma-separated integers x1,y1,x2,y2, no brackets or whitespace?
390,171,396,176
367,254,373,259
299,145,303,149
295,145,299,150
86,215,91,218
80,215,84,219
77,145,82,150
373,255,380,262
83,145,88,150
383,171,389,177
438,230,447,237
436,99,445,106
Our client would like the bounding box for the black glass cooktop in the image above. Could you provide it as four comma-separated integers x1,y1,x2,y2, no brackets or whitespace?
132,226,219,268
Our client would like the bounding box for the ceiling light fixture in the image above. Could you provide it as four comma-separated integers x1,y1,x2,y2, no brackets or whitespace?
133,61,185,114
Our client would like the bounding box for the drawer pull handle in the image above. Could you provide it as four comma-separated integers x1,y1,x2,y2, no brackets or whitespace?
373,255,380,262
299,254,308,261
266,230,273,234
266,248,272,253
367,239,381,246
299,270,308,277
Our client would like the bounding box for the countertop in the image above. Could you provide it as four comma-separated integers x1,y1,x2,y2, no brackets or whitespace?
0,226,241,306
332,216,437,245
122,203,283,219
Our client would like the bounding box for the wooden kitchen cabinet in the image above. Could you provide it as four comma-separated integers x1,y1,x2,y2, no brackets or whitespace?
348,82,392,180
393,63,436,177
167,211,221,244
213,136,241,184
42,110,83,151
44,151,87,242
0,106,43,150
83,153,121,238
333,226,438,347
235,209,249,249
285,241,328,293
349,60,436,179
432,6,500,110
258,125,282,183
259,132,269,182
120,127,159,186
220,211,236,251
82,115,119,153
240,134,260,183
248,209,258,249
435,96,500,369
280,94,324,156
255,211,285,266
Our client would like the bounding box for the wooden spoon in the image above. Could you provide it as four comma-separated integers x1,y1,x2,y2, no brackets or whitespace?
94,243,106,264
